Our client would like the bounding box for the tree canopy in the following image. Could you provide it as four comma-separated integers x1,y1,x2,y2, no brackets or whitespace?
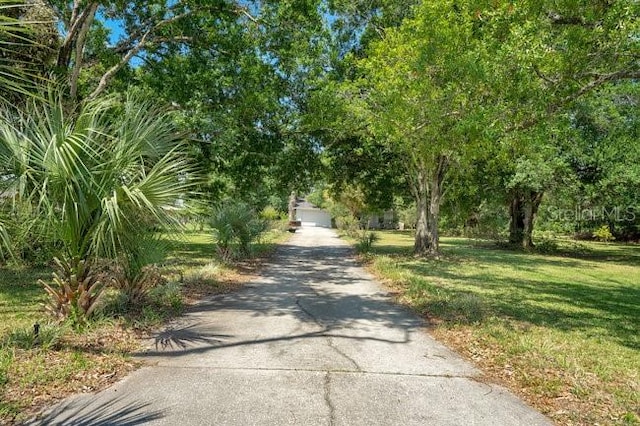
1,0,639,256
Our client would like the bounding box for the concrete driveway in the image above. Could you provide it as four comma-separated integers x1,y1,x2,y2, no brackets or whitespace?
28,227,551,425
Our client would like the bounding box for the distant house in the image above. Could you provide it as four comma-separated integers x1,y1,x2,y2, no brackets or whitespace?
295,199,332,228
366,210,397,229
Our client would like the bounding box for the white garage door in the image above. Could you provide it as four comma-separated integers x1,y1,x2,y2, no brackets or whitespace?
297,209,332,228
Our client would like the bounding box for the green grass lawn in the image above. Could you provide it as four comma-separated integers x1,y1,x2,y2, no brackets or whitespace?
162,226,291,297
0,224,290,423
0,267,50,337
0,261,140,423
365,231,639,426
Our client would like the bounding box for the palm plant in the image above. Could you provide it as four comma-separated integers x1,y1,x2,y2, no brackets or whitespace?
111,234,167,307
0,88,194,319
210,202,267,261
0,1,53,103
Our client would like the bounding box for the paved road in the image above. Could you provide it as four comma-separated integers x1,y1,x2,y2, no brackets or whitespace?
28,228,551,425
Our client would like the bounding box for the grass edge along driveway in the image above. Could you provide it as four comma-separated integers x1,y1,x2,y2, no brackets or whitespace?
359,231,639,426
0,228,290,424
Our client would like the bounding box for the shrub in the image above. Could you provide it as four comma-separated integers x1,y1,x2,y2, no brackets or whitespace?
335,214,360,237
148,281,183,313
356,231,379,253
41,257,107,324
0,207,60,266
211,202,268,261
183,262,220,286
2,323,65,350
593,225,615,242
565,240,591,255
1,91,193,321
535,238,559,254
111,236,167,307
427,293,487,324
260,206,281,221
112,264,165,307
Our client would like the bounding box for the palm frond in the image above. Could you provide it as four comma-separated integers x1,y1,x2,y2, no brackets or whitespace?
0,1,51,101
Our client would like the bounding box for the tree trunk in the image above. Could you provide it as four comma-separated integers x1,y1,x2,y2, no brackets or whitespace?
426,155,448,255
69,3,98,100
413,155,448,256
56,2,100,70
509,191,544,249
413,168,431,254
509,196,525,245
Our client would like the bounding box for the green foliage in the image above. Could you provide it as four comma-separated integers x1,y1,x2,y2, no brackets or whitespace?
318,0,640,250
210,202,268,261
259,206,281,221
40,257,106,324
534,238,559,254
2,323,65,350
0,207,59,265
593,225,615,243
112,264,165,308
0,348,10,386
148,281,183,314
550,82,640,240
326,0,496,254
395,201,417,230
0,0,56,102
335,214,360,238
356,231,379,253
111,236,168,307
133,0,329,206
182,263,221,288
0,88,194,321
306,187,328,210
328,0,419,53
0,89,193,260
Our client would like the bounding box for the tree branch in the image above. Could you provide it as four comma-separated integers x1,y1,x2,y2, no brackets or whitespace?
69,2,97,100
532,64,559,86
558,69,640,106
69,0,80,27
547,12,601,28
87,10,194,101
508,68,640,133
56,1,99,69
234,6,259,23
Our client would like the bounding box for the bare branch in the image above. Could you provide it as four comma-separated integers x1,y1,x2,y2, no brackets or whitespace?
70,2,97,100
88,10,194,100
56,1,99,68
69,0,80,26
532,64,559,86
235,6,259,23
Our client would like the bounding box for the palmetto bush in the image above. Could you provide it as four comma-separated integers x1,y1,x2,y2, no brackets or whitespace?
0,89,194,320
111,235,168,308
211,202,267,261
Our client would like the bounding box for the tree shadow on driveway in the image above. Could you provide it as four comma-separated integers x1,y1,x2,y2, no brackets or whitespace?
26,396,164,426
142,240,425,358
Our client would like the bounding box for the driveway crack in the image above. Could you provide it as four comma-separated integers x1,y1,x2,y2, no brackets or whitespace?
295,297,319,322
327,336,360,371
296,297,362,372
324,372,335,426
